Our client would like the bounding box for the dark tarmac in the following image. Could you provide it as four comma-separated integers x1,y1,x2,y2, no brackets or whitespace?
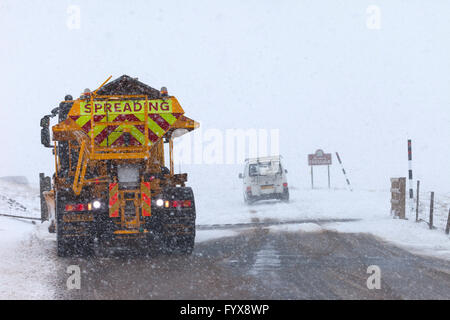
54,224,450,300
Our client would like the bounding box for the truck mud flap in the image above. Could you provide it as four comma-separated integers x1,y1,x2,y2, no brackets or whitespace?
39,173,51,222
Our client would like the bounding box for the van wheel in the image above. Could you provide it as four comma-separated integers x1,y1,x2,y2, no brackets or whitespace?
244,193,254,205
281,188,289,202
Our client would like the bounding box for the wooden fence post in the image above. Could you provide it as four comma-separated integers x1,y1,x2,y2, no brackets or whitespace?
415,180,420,222
429,192,434,230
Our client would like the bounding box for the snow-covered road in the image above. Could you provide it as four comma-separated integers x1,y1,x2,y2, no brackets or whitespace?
0,176,449,299
50,229,450,299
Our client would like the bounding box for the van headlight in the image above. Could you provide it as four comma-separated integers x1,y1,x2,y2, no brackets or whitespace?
156,199,164,207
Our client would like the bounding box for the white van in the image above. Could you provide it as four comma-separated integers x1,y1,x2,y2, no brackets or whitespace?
238,156,289,204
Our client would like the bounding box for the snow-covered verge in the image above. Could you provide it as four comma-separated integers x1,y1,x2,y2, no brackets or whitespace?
191,165,450,260
0,217,57,299
0,177,40,217
0,179,57,299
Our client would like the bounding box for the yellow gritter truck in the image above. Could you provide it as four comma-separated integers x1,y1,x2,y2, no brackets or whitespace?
39,75,199,256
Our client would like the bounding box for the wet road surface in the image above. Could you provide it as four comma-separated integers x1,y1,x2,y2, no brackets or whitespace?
53,224,450,300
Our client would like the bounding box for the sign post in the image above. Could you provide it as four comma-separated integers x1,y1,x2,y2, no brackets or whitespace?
308,149,332,189
327,165,330,189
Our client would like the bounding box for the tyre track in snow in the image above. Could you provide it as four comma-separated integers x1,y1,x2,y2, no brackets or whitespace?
53,228,450,300
197,218,359,231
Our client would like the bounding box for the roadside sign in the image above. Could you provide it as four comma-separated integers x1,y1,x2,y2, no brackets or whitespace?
308,149,332,189
308,149,332,166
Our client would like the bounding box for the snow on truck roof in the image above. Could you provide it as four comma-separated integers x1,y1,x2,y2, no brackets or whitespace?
96,75,162,97
245,155,282,163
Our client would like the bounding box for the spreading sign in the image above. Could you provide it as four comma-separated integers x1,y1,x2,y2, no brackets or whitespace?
308,149,332,166
80,99,173,115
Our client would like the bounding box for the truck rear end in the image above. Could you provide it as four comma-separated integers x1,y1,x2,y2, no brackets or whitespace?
39,75,199,256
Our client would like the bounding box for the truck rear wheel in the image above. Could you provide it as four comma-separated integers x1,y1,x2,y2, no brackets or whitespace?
57,233,74,257
55,190,94,257
160,187,196,254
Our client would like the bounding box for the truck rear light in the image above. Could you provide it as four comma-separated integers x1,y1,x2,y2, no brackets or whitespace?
172,200,182,208
182,200,192,207
65,203,89,212
246,186,252,193
158,200,193,208
283,183,288,187
170,200,191,208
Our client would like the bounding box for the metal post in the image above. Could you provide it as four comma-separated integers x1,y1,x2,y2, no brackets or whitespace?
327,165,330,189
429,192,434,229
335,152,352,191
415,180,420,222
407,140,414,199
399,178,406,219
311,166,314,189
169,138,174,175
90,94,95,153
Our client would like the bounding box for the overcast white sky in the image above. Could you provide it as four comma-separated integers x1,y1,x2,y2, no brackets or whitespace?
0,0,449,191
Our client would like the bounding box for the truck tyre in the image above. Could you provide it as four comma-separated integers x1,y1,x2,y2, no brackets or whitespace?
56,190,74,257
56,190,94,257
57,233,73,257
161,187,196,254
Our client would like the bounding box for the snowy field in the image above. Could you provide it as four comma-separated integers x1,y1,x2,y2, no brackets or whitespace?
0,168,449,299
